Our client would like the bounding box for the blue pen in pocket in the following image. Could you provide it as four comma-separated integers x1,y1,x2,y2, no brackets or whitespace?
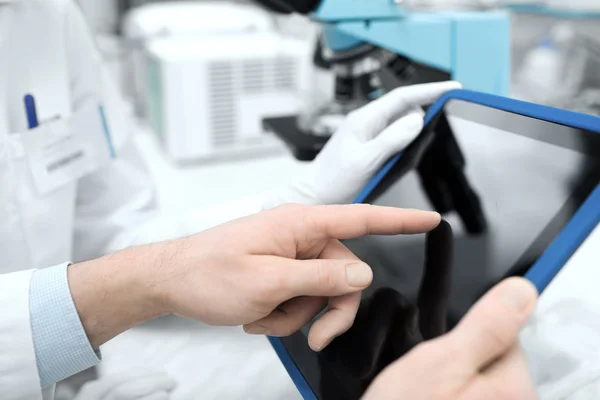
24,94,39,129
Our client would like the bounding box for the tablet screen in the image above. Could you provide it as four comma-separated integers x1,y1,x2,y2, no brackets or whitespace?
279,99,600,399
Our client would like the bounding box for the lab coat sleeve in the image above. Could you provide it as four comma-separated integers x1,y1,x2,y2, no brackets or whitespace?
0,270,44,400
29,263,101,389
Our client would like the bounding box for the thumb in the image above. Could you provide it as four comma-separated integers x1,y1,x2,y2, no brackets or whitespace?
448,277,538,370
368,111,424,159
274,257,373,300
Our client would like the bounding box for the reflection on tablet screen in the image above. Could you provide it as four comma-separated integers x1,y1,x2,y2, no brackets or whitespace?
282,100,600,399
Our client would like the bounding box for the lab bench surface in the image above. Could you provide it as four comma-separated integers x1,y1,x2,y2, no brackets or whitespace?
132,129,307,212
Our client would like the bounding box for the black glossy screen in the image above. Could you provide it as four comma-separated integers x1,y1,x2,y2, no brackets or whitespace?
281,100,600,399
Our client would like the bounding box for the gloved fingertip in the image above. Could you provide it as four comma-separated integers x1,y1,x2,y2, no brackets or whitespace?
428,80,463,90
400,112,425,131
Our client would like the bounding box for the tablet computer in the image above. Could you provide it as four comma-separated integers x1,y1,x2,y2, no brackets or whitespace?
269,90,600,400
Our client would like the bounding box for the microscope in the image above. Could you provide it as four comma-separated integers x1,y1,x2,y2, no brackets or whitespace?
255,0,511,160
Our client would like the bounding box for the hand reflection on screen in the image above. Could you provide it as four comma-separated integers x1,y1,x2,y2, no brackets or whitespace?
319,220,453,398
417,114,487,235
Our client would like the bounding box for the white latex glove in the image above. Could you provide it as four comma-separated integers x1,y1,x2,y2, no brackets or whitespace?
264,81,461,208
74,370,177,400
111,82,460,247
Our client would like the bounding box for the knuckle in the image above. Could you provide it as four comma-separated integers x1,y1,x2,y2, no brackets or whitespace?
482,322,511,350
270,321,299,338
299,209,321,237
349,204,374,235
315,260,337,290
275,204,311,233
478,308,517,350
471,300,522,350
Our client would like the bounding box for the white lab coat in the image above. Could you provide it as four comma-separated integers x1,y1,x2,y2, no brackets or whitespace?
0,1,265,399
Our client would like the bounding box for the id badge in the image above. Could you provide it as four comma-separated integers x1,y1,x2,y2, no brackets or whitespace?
20,104,115,195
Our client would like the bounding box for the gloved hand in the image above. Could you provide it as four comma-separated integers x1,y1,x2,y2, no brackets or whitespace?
263,81,461,209
74,370,177,400
111,82,460,248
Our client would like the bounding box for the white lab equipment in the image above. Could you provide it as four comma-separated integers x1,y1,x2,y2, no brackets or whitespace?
122,1,276,115
123,1,274,38
144,33,311,163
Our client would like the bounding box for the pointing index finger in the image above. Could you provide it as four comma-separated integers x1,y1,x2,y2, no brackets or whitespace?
295,204,441,240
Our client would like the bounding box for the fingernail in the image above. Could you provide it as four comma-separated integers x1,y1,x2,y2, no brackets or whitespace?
501,279,537,312
346,262,373,287
245,325,270,336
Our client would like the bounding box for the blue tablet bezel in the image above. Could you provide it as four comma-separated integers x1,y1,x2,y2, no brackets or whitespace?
269,89,600,399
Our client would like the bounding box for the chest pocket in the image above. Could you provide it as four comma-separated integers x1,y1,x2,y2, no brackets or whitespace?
0,134,76,273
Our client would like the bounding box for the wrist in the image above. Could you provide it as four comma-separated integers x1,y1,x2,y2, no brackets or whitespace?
68,242,175,348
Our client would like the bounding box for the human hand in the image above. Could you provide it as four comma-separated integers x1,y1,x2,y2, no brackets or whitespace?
156,204,440,351
363,277,539,400
74,370,176,400
70,205,439,351
264,81,461,209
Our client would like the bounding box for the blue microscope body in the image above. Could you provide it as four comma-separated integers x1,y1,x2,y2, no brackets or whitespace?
315,0,510,95
258,0,511,159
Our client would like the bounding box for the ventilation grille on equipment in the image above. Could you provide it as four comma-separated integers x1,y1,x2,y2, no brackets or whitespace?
208,57,298,149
